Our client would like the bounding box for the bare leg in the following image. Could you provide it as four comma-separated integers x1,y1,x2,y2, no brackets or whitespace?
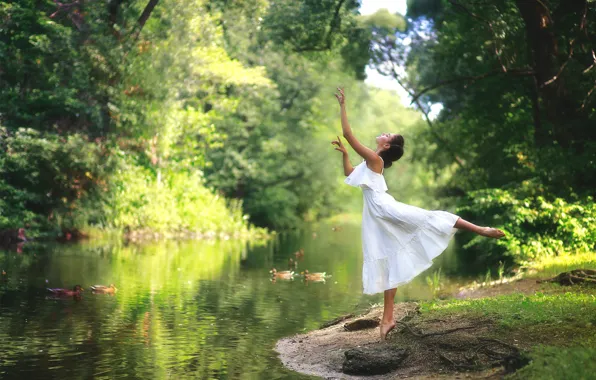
380,288,397,340
454,217,505,239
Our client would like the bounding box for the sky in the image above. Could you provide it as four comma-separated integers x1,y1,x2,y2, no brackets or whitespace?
359,0,407,16
359,0,443,118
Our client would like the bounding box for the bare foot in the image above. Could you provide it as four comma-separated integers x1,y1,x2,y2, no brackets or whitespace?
480,227,506,239
380,322,396,341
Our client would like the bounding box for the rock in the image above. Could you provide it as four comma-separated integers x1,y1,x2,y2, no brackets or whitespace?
342,345,409,375
320,313,355,329
503,352,531,374
343,318,379,331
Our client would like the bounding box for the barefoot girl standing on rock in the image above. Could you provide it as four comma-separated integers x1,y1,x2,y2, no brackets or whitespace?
332,87,505,340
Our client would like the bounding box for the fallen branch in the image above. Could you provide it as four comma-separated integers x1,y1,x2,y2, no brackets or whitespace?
396,320,477,338
477,337,520,352
537,269,596,285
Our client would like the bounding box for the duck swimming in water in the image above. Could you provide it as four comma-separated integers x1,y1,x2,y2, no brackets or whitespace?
270,268,295,280
47,285,84,297
90,284,117,294
301,270,327,281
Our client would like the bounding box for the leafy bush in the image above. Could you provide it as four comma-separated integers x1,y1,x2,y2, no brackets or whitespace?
0,128,112,233
457,179,596,265
106,158,255,235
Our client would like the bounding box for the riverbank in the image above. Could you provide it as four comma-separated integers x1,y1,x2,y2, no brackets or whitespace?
0,224,270,250
276,253,596,379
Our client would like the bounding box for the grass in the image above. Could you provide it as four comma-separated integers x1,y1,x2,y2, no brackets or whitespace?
506,346,596,380
420,284,596,378
523,251,596,279
420,250,596,378
425,268,443,298
421,290,596,329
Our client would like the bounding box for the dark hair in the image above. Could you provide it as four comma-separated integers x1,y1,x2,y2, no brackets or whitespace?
379,134,404,169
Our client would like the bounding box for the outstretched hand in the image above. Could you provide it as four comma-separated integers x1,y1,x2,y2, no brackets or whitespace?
334,87,345,106
331,136,347,154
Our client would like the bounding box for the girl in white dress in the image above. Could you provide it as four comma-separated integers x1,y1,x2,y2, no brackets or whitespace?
332,88,505,340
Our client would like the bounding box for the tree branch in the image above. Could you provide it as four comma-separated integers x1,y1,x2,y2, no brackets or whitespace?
326,0,346,48
50,0,82,18
294,0,346,53
447,0,507,72
131,0,159,41
410,68,535,104
543,1,588,86
543,38,575,86
580,80,596,111
581,1,596,74
388,65,466,170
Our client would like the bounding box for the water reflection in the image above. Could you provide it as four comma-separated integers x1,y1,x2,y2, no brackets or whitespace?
0,223,464,379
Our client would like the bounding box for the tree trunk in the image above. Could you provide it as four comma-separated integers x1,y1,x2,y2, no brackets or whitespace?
515,0,586,148
108,0,126,38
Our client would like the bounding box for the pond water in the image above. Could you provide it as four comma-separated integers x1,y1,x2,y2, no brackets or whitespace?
0,222,471,379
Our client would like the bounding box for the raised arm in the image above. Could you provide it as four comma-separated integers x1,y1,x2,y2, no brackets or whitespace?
335,88,383,172
332,136,353,176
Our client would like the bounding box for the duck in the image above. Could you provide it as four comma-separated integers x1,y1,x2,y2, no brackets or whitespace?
270,268,295,280
90,284,117,294
302,270,327,281
294,248,305,259
47,285,84,297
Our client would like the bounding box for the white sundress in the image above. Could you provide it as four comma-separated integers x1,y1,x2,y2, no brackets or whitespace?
345,161,460,295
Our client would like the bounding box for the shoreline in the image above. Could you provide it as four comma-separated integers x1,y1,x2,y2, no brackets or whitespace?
275,267,596,379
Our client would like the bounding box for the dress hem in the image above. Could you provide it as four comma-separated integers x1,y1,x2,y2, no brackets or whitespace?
362,226,458,295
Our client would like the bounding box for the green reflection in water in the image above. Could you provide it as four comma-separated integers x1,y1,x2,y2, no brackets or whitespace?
0,223,465,379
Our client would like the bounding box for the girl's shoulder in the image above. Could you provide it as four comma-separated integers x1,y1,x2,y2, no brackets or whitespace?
363,158,384,175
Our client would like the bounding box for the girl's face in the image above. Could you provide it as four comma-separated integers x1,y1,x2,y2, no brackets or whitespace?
376,132,397,148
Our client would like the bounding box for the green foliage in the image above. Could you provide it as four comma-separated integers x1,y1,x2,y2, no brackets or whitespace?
260,0,372,78
359,1,596,265
0,128,112,232
405,0,596,186
106,160,254,235
0,0,387,235
0,1,114,135
506,346,596,380
457,181,596,264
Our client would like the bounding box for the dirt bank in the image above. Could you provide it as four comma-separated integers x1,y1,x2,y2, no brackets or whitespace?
276,278,550,379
